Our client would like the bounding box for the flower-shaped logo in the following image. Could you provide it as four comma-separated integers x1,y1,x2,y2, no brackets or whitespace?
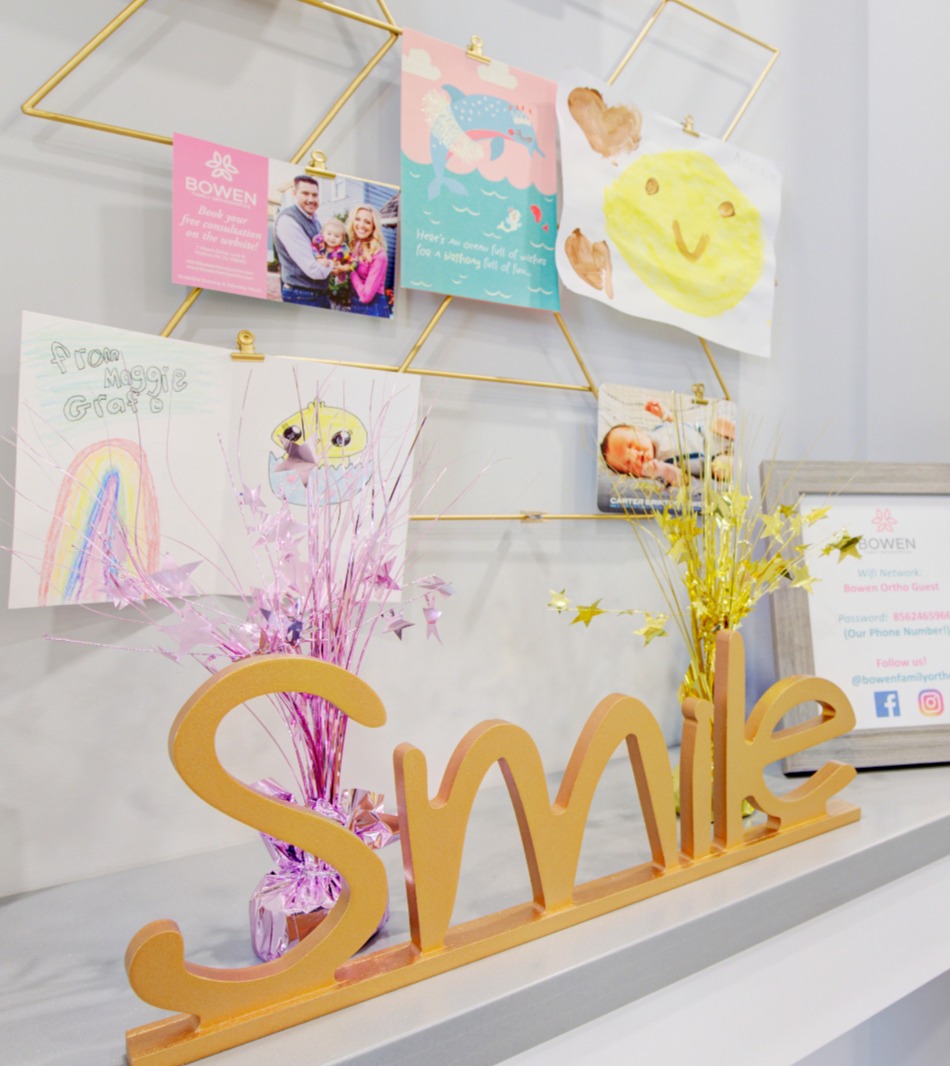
871,507,897,533
205,151,239,181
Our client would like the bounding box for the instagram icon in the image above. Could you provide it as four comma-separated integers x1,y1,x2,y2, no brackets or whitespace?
919,689,945,716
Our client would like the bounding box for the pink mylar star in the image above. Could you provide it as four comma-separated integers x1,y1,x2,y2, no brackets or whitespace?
100,569,142,609
374,558,401,592
276,552,308,594
418,574,454,597
148,559,202,599
240,483,264,516
273,442,318,485
227,621,263,657
384,611,415,641
256,505,307,552
162,612,214,659
422,595,443,643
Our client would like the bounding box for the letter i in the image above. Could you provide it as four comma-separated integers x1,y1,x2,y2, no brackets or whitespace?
680,698,713,859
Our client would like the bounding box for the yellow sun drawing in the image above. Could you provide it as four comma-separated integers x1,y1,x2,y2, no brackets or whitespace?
604,150,764,317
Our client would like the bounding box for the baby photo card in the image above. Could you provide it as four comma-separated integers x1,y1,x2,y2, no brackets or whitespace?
596,384,736,513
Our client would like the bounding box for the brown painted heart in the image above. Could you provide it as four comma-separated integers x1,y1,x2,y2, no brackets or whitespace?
568,87,642,159
565,228,614,300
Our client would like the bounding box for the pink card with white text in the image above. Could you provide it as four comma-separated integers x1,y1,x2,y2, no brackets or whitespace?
172,134,270,299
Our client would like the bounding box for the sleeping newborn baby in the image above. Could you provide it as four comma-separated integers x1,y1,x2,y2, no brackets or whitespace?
600,404,734,486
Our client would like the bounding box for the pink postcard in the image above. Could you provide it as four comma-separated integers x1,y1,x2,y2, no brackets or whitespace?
172,134,399,318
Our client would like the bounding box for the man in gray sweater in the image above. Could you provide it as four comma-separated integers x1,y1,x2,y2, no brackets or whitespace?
273,175,331,308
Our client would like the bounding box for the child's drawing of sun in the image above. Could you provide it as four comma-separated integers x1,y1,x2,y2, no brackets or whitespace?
604,150,764,317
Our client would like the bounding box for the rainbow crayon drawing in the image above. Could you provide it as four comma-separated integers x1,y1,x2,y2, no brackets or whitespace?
38,439,160,606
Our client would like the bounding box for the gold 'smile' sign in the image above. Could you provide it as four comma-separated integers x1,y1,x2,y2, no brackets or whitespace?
126,630,859,1064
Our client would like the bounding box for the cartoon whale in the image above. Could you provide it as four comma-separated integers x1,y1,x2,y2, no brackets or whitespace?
422,84,545,200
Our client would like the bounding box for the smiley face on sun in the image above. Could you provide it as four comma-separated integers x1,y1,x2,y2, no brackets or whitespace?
604,150,764,317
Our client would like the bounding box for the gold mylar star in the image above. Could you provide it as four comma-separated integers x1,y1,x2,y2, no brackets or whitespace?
790,567,818,592
547,589,572,613
760,511,787,540
822,530,862,562
571,600,606,627
634,612,669,645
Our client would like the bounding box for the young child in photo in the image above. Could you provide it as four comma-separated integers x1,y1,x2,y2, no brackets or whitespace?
600,399,735,486
312,219,355,311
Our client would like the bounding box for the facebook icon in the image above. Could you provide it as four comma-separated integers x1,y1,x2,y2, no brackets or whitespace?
874,691,901,718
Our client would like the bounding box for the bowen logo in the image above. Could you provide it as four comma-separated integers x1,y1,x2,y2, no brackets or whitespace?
871,507,897,534
205,150,239,181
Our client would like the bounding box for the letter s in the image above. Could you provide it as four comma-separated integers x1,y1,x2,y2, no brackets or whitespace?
125,655,388,1028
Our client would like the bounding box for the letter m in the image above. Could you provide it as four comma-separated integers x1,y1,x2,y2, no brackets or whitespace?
394,695,679,953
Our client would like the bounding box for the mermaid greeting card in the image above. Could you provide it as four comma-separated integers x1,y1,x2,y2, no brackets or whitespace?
400,29,559,311
556,70,781,357
10,313,419,608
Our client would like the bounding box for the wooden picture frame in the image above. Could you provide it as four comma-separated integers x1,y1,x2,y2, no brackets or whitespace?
761,461,950,771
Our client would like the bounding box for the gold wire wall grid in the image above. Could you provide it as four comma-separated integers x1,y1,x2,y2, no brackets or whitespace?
124,630,860,1064
302,295,599,395
608,0,780,400
160,27,603,401
21,0,400,148
21,0,167,145
608,0,779,138
408,511,628,522
162,4,401,337
22,0,401,337
19,0,759,399
21,0,399,336
21,3,776,514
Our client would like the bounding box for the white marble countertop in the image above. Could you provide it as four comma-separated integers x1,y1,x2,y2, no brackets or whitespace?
3,754,950,1065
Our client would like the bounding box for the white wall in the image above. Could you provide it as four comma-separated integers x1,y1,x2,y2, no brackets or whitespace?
0,0,880,896
867,0,950,463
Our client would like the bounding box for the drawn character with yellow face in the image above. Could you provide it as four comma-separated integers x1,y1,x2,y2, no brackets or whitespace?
268,400,371,505
604,150,764,317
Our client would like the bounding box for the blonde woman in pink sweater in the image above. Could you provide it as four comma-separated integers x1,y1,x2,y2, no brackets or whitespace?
347,205,391,317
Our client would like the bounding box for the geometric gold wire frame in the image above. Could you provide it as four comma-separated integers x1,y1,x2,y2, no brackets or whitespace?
21,0,778,520
610,0,780,139
24,0,404,327
20,0,600,398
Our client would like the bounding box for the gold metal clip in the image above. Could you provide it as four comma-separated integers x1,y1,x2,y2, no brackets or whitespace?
682,114,700,137
466,35,491,64
692,382,709,405
231,330,264,362
520,511,546,523
304,150,337,180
